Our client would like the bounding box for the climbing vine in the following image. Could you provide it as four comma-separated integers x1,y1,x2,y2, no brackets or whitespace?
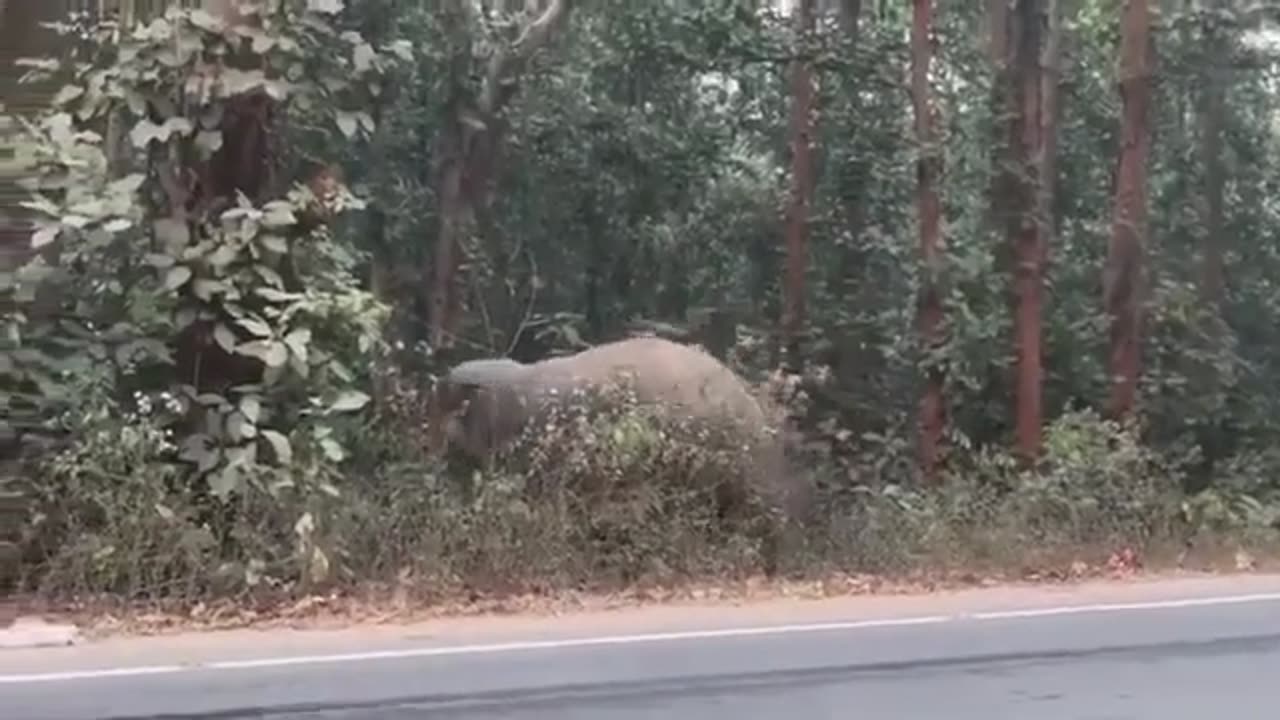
0,0,410,586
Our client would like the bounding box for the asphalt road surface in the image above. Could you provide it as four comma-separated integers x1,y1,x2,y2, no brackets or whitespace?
4,574,1280,719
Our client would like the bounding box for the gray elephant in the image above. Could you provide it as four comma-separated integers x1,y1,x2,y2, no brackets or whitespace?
432,336,811,569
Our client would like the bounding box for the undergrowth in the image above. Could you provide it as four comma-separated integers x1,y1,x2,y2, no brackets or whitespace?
16,374,1280,610
5,2,1279,618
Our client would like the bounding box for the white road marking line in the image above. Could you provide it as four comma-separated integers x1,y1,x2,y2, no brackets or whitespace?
0,665,186,684
3,590,1280,685
970,591,1280,620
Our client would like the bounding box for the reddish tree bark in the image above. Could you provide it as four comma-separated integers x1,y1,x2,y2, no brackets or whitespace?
987,0,1009,65
1008,0,1046,460
910,0,945,478
1040,0,1065,241
1105,0,1153,420
780,0,816,369
986,0,1010,267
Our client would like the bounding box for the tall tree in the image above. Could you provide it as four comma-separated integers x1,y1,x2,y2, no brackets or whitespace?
1105,0,1153,420
427,0,571,354
986,0,1009,221
987,0,1009,65
839,0,862,37
910,0,945,477
1040,0,1066,236
1198,5,1227,308
781,0,816,368
1008,0,1047,460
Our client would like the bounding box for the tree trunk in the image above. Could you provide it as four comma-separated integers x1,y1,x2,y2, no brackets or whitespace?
426,0,570,354
911,0,945,479
1009,0,1046,461
173,0,279,397
1040,0,1065,240
781,0,816,370
428,128,473,354
987,0,1009,65
1190,3,1229,478
835,0,865,290
1105,0,1153,420
986,0,1011,253
839,0,862,38
1199,19,1226,307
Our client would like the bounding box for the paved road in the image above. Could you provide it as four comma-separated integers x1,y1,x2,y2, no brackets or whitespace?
4,575,1280,719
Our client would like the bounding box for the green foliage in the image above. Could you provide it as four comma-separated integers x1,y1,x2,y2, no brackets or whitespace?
2,0,409,594
5,0,1280,605
811,411,1187,574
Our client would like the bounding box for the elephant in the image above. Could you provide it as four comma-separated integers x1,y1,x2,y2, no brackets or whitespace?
431,336,812,567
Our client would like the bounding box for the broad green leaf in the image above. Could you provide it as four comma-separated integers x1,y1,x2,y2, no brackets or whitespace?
192,279,227,301
308,0,346,15
253,265,285,288
30,225,59,249
109,173,147,195
294,511,315,539
20,197,61,217
284,328,311,362
224,443,258,467
114,343,137,366
239,395,262,423
180,434,220,472
188,9,224,32
290,351,310,379
261,202,296,228
235,339,274,363
154,218,190,251
335,111,358,138
207,242,240,267
259,234,289,253
221,68,268,96
260,429,293,465
256,287,302,303
330,390,371,413
248,30,276,54
264,341,288,368
195,392,228,407
196,130,223,155
213,323,238,353
52,84,85,106
387,40,413,61
319,437,346,462
208,464,240,500
145,253,175,268
353,43,377,73
226,411,257,441
235,316,273,337
164,265,193,290
129,119,162,147
307,545,331,585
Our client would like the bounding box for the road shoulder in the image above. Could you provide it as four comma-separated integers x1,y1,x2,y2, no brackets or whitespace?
4,570,1280,678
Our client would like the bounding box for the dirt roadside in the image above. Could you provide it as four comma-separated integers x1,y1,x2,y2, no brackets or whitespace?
4,569,1280,675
